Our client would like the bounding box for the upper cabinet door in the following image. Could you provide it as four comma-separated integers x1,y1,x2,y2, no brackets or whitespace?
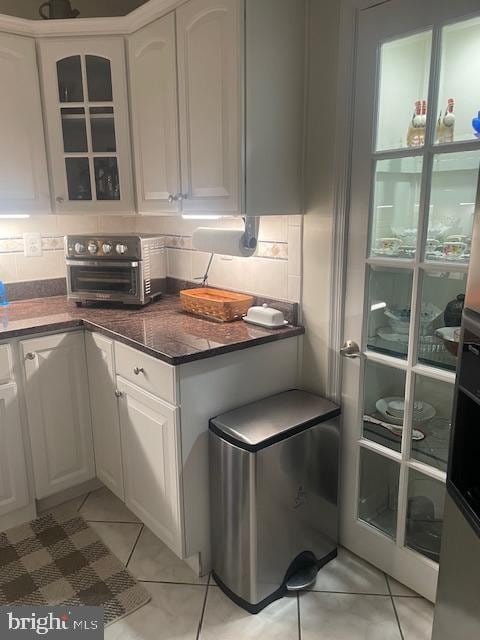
0,33,50,215
129,14,181,215
39,38,133,214
176,0,241,214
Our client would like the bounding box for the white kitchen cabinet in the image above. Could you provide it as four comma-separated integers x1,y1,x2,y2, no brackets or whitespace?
128,13,181,215
128,0,305,216
176,0,241,214
117,376,183,556
0,33,50,215
21,332,95,499
0,383,30,516
86,332,124,500
39,37,133,214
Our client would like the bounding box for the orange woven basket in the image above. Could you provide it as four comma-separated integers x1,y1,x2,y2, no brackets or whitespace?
180,288,253,322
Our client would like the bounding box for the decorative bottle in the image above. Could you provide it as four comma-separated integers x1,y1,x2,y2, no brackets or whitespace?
440,98,455,143
407,101,423,147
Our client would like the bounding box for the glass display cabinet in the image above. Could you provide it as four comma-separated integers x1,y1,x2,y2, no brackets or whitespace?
39,39,133,213
343,4,480,594
363,14,480,560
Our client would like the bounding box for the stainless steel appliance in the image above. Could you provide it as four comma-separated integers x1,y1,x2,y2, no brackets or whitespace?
433,197,480,638
65,234,164,306
209,390,340,613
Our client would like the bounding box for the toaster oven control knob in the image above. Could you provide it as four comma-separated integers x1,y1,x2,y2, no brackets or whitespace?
87,241,98,255
74,242,86,254
116,243,128,255
102,242,113,255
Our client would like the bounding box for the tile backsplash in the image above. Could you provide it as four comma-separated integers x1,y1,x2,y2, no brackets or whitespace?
0,215,302,303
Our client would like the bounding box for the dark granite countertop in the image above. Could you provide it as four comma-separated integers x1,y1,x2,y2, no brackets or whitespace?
0,296,304,365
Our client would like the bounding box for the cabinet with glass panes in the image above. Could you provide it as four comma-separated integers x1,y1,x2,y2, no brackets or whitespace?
360,12,480,566
39,39,133,213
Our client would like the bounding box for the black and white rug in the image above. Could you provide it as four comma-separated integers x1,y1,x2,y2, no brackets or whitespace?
0,504,150,625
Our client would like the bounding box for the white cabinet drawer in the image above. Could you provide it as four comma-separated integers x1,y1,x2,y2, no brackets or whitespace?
0,344,13,384
115,341,176,405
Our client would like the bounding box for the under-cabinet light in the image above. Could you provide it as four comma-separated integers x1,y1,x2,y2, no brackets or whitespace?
0,214,30,219
182,214,225,220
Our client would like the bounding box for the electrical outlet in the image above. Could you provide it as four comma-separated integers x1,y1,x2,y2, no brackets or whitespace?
23,233,43,257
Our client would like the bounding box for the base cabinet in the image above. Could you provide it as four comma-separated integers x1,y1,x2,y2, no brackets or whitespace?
21,332,95,499
1,328,298,576
86,333,124,500
0,383,29,516
117,376,182,556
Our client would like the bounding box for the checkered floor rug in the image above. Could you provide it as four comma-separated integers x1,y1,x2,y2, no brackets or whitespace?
0,505,150,625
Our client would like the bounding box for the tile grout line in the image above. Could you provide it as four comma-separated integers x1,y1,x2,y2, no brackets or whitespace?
385,573,405,640
83,519,142,525
196,572,211,640
77,493,91,512
138,580,209,587
297,592,302,640
305,589,414,597
125,524,144,569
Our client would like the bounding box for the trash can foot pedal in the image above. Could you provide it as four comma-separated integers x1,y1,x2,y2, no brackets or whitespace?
286,565,319,591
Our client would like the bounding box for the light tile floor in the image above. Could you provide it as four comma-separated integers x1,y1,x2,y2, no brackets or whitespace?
55,487,435,639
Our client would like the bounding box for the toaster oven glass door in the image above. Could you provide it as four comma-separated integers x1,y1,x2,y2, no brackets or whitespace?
69,263,139,296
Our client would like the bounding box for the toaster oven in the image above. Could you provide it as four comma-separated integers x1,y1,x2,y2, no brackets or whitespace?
65,234,165,306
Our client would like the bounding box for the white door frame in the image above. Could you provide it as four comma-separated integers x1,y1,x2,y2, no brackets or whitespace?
327,0,387,402
330,0,480,601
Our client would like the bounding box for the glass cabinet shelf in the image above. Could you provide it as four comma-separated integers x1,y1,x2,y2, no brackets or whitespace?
370,156,423,259
410,374,454,472
425,150,480,263
436,16,480,145
366,266,414,359
418,270,467,371
56,53,120,202
405,469,445,562
359,447,400,539
376,31,432,152
363,360,406,453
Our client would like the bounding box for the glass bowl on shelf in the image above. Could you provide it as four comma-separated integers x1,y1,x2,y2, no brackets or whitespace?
384,303,443,336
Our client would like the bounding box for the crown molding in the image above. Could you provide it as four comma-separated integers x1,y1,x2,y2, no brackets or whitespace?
0,0,185,37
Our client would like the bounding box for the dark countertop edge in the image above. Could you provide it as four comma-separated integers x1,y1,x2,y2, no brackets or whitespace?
0,316,305,365
0,319,85,340
84,321,305,365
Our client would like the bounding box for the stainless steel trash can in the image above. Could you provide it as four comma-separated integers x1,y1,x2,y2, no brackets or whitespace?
209,389,340,613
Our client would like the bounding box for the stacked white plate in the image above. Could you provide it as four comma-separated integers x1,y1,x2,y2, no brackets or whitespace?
376,397,436,427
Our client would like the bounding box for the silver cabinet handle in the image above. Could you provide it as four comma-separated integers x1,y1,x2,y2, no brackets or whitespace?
114,390,123,398
340,340,363,359
167,194,176,203
25,352,36,360
133,367,145,375
177,193,187,201
56,196,65,203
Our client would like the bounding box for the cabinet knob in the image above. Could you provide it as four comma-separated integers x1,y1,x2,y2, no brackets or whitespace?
167,194,176,203
133,367,145,375
25,352,36,360
114,389,123,398
56,196,65,204
177,193,187,201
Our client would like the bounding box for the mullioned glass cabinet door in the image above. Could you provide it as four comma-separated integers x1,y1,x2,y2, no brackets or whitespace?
39,39,133,213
